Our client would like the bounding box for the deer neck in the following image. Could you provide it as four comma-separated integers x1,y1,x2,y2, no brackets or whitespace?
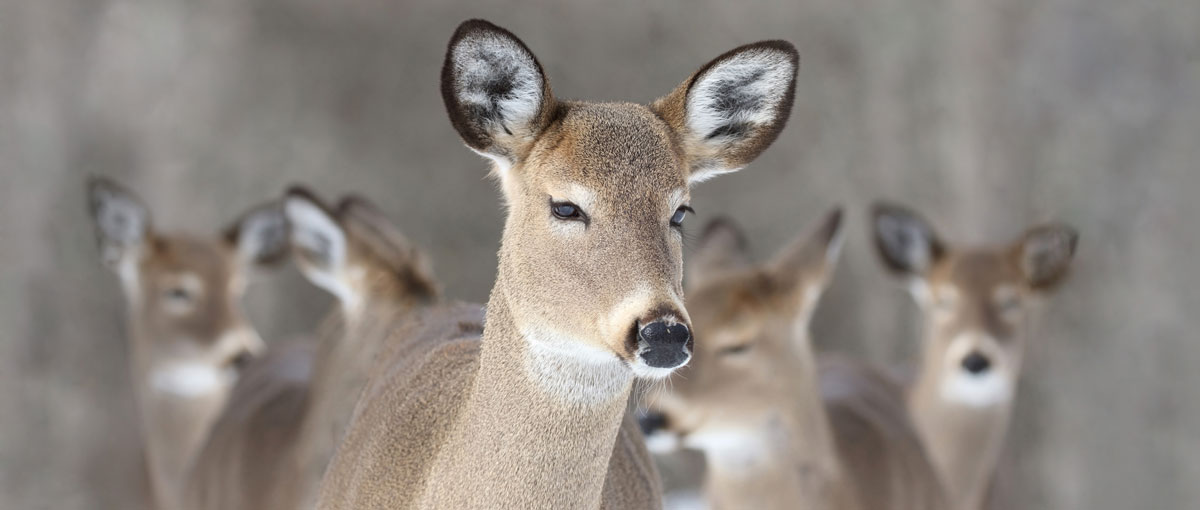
129,324,230,510
703,338,848,510
422,279,634,509
908,331,1013,510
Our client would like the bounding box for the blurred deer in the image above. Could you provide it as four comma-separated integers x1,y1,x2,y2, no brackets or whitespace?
87,177,287,510
870,203,1078,510
641,209,948,510
180,188,439,510
314,18,798,509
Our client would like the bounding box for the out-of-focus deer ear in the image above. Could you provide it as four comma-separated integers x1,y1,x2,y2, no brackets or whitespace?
651,40,798,184
284,187,348,291
87,176,152,269
769,206,845,292
871,202,944,277
1015,224,1078,290
687,217,751,291
226,202,288,267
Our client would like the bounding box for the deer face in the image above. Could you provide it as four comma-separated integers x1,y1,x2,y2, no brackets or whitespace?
642,210,845,447
872,203,1078,408
440,20,798,380
89,178,287,399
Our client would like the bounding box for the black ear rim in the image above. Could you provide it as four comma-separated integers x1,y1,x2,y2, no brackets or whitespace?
440,19,552,154
869,201,944,275
684,39,799,147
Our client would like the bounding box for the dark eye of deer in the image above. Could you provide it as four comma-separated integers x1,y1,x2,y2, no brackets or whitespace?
719,343,751,356
670,206,693,228
165,287,191,301
550,201,586,223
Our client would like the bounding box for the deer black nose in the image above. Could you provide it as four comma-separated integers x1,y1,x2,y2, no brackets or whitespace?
637,410,670,435
637,321,692,369
961,351,992,374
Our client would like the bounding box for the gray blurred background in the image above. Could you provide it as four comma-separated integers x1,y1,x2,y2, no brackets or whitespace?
2,0,1198,508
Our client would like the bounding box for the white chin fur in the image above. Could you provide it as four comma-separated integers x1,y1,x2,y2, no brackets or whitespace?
150,362,229,398
941,369,1012,408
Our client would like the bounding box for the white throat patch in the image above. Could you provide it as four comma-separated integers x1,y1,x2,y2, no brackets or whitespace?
684,428,769,472
149,361,229,398
524,329,632,405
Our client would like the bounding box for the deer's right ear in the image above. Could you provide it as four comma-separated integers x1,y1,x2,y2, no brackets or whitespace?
652,41,798,184
871,202,944,277
687,217,751,291
284,188,350,301
441,19,556,175
87,177,151,269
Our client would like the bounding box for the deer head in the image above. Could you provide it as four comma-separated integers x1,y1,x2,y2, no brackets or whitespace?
871,202,1078,409
641,209,845,455
441,19,799,383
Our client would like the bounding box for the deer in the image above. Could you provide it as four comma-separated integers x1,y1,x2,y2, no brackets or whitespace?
870,202,1078,510
179,187,441,510
639,209,948,510
87,177,288,510
312,18,799,509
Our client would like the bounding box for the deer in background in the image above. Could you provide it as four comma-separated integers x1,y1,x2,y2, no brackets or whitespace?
87,177,288,510
180,188,440,510
640,209,947,510
870,202,1078,510
315,18,798,509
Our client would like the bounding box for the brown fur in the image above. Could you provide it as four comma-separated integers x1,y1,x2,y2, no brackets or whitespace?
871,202,1078,510
645,210,948,510
317,19,797,509
180,190,440,510
87,177,286,510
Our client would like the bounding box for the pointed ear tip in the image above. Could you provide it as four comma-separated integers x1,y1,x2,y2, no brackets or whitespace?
702,216,746,240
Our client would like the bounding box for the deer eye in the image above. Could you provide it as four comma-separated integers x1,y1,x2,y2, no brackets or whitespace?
164,287,192,302
670,206,693,228
550,201,588,223
719,343,751,356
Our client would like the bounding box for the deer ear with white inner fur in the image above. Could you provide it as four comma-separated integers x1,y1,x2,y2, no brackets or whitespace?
769,206,846,292
87,176,152,269
652,41,799,184
441,19,556,174
1016,224,1078,290
284,188,354,306
226,202,288,267
871,202,944,278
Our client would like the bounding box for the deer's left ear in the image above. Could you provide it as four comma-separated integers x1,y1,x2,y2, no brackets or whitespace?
768,206,845,298
226,201,289,267
652,41,798,184
1015,224,1078,290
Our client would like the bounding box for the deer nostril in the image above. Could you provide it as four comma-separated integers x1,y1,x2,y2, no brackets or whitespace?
961,351,992,375
637,321,692,368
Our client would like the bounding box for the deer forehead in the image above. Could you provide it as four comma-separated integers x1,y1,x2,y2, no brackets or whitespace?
526,103,687,193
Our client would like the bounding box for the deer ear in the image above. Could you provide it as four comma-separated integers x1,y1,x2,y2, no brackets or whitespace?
226,202,288,267
87,176,152,269
687,217,751,291
769,206,846,292
871,202,944,277
284,187,353,304
1015,224,1078,290
441,19,556,174
652,41,798,184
